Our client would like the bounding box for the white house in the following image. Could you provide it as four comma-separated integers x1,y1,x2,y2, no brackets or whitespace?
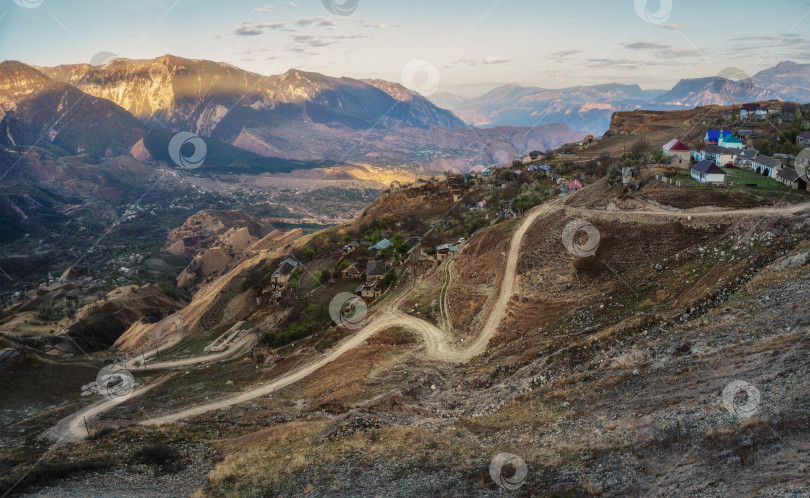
662,139,692,166
740,103,767,120
751,155,783,178
691,160,726,185
700,145,738,167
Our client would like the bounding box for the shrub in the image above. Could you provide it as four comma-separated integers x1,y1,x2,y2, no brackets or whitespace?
133,444,184,473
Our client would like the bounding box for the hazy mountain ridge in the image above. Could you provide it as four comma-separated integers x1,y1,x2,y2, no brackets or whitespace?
445,82,667,135
440,61,810,135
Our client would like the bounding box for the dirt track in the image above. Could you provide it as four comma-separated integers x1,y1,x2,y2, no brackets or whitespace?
51,199,810,436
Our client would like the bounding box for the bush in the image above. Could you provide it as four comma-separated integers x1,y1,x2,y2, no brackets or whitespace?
36,307,64,322
133,444,183,473
159,281,181,300
266,302,331,348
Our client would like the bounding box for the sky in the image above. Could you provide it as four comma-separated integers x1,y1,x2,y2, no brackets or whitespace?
1,0,809,98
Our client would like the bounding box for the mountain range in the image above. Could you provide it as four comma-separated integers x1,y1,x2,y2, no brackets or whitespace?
435,61,810,135
2,57,809,177
0,56,584,174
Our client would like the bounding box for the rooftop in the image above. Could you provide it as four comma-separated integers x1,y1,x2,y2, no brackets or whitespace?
664,139,691,151
692,160,725,175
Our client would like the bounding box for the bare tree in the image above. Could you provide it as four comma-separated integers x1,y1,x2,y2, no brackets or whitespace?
630,137,652,161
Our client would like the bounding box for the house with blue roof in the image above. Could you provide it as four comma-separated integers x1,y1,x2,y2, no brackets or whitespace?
538,164,553,177
704,130,732,145
719,134,745,150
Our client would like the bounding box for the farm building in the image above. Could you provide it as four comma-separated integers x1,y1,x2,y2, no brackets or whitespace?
776,168,808,190
366,261,387,284
271,258,299,285
342,263,366,280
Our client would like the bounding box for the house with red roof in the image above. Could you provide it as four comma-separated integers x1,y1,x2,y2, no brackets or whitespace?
568,179,582,191
662,139,692,166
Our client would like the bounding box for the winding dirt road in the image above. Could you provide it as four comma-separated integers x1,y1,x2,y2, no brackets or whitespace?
53,199,810,437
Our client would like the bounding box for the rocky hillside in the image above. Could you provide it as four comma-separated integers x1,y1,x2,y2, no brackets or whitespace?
36,56,581,165
0,61,146,156
40,56,465,148
164,209,271,289
649,77,778,107
2,166,810,496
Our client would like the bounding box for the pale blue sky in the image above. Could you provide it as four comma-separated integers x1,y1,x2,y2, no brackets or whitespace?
1,0,809,97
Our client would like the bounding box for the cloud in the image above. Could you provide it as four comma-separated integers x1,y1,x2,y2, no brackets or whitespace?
235,26,264,36
292,34,332,48
549,50,582,62
287,32,369,53
448,57,512,66
253,7,272,13
232,17,349,37
730,34,806,45
625,41,670,50
659,23,682,30
358,19,388,29
623,41,704,59
296,16,335,26
483,56,512,65
585,57,657,70
450,58,479,66
658,48,703,58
